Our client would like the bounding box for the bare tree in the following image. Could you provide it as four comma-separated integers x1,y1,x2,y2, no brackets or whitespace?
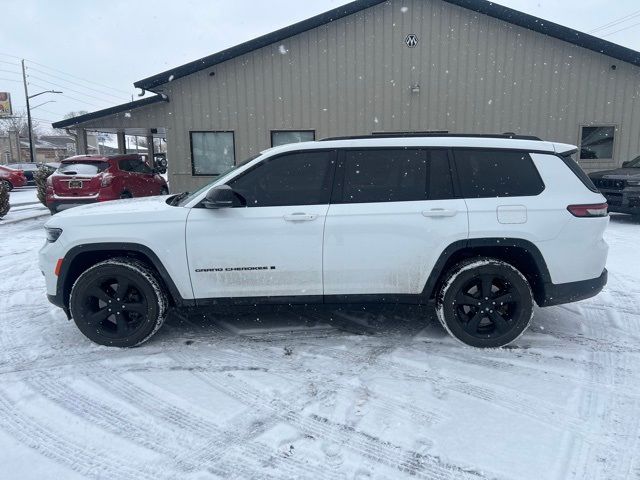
0,110,41,138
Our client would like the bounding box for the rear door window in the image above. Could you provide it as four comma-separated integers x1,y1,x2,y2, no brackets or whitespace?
453,149,544,198
341,149,428,203
57,162,109,176
339,148,454,203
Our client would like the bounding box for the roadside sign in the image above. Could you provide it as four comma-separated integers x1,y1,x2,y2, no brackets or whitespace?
0,92,12,117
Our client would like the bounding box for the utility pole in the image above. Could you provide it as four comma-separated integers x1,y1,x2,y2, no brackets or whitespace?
21,59,35,163
21,59,62,163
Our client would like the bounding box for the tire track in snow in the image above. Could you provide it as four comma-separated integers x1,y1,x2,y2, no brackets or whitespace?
0,390,162,480
570,295,640,480
193,370,493,480
90,372,343,480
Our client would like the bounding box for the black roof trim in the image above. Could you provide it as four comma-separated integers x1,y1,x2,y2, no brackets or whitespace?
134,0,640,91
52,94,168,129
321,133,543,141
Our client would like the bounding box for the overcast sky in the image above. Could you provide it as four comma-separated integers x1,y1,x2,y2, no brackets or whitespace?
2,0,640,131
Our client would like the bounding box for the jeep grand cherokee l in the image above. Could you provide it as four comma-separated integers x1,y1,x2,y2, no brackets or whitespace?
39,135,608,348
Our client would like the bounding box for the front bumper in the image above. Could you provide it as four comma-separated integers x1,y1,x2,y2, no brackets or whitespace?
599,188,640,215
538,269,608,307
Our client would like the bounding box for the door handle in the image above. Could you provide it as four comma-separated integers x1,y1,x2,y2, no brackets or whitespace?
283,213,318,222
422,208,458,217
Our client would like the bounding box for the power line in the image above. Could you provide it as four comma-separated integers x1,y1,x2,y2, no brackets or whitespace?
0,77,22,84
1,52,134,97
0,68,20,76
25,59,132,96
26,66,129,102
589,9,640,33
28,81,105,109
27,73,125,104
601,20,640,37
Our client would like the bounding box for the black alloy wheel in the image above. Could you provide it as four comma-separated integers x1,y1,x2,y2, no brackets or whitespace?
70,258,168,347
436,258,533,348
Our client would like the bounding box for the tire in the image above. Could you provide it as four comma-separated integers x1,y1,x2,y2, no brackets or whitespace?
120,191,133,199
0,180,13,191
69,257,168,347
435,258,533,348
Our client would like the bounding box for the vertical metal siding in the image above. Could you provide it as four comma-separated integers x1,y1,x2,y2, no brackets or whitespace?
162,0,640,192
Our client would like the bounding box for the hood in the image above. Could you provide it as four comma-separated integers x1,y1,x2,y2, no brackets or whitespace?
589,168,640,179
45,195,174,227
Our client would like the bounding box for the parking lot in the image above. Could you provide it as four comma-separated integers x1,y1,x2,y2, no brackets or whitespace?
0,210,639,479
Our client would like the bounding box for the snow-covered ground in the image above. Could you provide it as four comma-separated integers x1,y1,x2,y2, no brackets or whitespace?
0,214,639,479
0,187,48,225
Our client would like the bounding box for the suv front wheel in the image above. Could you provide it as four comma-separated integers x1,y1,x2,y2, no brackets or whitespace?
436,258,533,348
69,257,168,347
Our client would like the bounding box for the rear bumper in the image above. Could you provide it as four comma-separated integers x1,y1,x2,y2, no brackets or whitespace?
538,269,607,307
47,193,103,212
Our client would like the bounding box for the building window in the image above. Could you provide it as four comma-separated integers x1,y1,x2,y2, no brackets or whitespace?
580,126,615,160
190,131,235,176
271,130,315,147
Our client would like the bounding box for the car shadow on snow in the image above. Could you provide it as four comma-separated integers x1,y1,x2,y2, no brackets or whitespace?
157,303,447,345
609,213,640,225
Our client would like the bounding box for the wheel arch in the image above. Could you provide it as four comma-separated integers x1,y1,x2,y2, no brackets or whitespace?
422,238,552,305
58,243,186,311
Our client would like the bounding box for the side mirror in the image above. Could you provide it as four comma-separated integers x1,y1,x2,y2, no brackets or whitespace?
203,185,235,209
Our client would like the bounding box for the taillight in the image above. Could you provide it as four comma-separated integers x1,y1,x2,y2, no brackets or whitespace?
567,203,608,217
100,173,113,187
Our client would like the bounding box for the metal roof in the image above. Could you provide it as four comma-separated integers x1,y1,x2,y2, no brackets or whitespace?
51,95,167,129
134,0,640,91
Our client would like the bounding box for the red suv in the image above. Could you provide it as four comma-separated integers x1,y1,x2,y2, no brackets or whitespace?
0,165,27,191
46,155,169,214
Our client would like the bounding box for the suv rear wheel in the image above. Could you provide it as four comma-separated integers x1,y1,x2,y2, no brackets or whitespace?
0,179,12,191
436,258,533,348
69,258,168,347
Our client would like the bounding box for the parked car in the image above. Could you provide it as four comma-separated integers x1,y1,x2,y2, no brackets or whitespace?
39,135,608,348
589,155,640,217
7,162,39,185
45,154,169,214
0,165,27,190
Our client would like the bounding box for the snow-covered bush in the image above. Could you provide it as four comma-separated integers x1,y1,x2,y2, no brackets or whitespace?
0,182,10,219
34,166,54,207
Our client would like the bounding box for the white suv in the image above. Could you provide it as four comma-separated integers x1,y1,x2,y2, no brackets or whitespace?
39,135,609,348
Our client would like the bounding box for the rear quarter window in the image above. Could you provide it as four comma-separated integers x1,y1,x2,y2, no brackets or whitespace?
453,149,545,198
558,153,599,193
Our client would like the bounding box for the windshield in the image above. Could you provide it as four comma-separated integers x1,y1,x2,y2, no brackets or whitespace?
57,161,109,176
174,153,261,206
626,155,640,168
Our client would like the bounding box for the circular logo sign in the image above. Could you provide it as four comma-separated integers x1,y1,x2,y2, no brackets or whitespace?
405,34,418,48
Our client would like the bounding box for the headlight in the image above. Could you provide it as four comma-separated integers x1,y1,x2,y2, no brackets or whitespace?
45,227,63,243
627,180,640,187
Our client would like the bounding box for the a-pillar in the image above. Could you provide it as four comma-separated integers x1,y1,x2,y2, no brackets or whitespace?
116,131,126,154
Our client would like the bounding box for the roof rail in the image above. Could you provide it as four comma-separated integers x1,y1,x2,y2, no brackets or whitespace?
319,133,542,141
